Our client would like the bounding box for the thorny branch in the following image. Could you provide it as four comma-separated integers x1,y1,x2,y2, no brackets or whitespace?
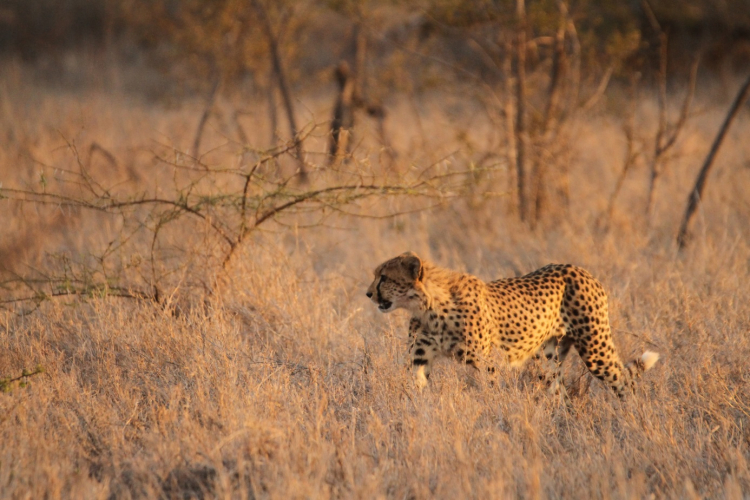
0,130,497,312
0,365,45,393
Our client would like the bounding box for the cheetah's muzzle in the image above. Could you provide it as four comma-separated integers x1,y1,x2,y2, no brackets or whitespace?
378,300,393,311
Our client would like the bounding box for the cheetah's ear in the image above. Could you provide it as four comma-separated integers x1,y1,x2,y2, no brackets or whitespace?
401,252,423,282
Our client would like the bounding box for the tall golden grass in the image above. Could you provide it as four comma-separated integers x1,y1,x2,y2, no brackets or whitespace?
1,60,749,498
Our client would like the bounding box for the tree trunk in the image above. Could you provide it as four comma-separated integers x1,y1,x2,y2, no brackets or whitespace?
645,29,668,218
677,72,750,249
531,0,567,227
503,42,518,216
252,0,307,182
515,0,528,222
267,78,279,145
329,61,356,164
192,78,220,162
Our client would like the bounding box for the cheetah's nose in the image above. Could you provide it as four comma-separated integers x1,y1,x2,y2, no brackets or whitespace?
366,292,373,298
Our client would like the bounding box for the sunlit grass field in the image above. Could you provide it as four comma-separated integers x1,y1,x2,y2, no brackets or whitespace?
1,61,749,498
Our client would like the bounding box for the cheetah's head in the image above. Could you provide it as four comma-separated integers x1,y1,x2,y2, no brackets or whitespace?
366,252,425,313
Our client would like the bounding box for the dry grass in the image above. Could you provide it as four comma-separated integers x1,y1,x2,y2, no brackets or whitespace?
1,61,750,499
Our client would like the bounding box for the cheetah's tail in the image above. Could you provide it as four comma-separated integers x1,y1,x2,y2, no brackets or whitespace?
620,351,660,397
624,350,660,384
640,351,660,371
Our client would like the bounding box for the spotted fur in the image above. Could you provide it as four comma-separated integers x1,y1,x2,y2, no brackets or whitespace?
366,252,659,397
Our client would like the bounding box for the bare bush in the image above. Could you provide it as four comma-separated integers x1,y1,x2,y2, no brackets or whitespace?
0,122,492,315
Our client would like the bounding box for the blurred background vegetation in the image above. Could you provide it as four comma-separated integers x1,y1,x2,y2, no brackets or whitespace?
1,0,748,94
1,0,749,273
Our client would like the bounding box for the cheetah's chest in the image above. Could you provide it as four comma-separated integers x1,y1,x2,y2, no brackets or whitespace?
417,303,495,355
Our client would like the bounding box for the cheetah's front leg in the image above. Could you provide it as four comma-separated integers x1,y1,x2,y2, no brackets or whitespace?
410,334,438,390
537,335,573,397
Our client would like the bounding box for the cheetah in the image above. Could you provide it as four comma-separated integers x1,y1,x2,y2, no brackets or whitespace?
366,252,659,397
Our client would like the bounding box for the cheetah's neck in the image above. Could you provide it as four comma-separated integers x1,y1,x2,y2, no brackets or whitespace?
417,264,465,314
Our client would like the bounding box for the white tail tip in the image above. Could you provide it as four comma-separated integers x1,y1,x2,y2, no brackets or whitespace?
641,351,660,371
